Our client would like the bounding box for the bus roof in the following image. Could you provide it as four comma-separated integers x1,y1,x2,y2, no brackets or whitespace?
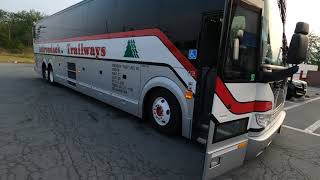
37,0,93,24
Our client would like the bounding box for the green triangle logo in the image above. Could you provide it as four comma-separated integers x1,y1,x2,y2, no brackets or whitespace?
124,39,139,58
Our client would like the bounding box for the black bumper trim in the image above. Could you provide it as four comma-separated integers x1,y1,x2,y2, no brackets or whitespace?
248,128,265,132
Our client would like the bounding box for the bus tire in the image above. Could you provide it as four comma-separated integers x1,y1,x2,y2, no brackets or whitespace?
47,65,55,85
146,89,182,135
42,64,47,80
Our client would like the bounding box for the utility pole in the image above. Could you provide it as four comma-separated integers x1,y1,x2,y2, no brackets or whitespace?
8,23,11,41
278,0,287,65
5,12,12,42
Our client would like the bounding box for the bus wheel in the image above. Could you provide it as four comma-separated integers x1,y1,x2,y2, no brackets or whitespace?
147,89,181,135
42,65,47,80
47,66,55,85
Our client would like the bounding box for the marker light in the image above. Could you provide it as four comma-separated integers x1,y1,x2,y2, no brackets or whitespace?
238,142,248,149
185,90,193,100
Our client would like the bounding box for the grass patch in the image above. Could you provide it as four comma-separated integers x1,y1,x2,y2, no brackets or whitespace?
0,48,34,64
0,55,34,64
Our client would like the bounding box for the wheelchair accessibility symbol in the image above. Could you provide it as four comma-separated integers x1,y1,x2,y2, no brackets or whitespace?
188,49,198,60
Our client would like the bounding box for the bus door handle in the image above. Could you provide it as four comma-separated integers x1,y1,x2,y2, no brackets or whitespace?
99,70,103,75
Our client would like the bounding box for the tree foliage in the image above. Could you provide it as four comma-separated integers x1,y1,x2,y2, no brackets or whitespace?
0,9,45,53
307,32,320,68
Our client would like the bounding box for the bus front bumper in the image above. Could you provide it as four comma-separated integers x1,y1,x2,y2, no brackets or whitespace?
245,111,286,160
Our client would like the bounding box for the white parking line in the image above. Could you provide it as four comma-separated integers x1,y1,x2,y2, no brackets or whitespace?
305,120,320,133
282,125,320,137
284,97,320,111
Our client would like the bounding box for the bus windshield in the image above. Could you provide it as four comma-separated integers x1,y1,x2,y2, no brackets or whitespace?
262,0,284,66
223,0,284,82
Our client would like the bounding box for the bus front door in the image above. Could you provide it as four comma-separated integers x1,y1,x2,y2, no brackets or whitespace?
198,13,249,180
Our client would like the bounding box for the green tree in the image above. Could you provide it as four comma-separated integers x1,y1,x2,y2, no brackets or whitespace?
307,32,320,68
0,10,11,47
0,9,45,52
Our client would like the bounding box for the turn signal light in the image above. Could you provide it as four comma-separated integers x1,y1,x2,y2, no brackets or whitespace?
185,90,193,100
238,142,248,149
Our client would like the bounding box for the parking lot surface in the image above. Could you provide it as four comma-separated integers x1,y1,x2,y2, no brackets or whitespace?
0,64,203,180
284,87,320,136
217,84,320,180
0,64,320,180
218,127,320,180
285,99,320,131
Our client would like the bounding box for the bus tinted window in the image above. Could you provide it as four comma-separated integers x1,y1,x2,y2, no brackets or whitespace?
224,3,260,82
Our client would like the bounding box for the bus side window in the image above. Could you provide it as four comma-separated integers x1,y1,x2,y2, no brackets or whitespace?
174,40,198,66
199,13,223,69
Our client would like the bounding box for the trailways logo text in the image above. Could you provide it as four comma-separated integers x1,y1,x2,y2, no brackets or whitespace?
39,46,61,54
38,43,107,59
67,43,106,58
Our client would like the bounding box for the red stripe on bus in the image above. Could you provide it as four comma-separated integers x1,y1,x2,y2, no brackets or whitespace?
215,77,272,114
34,29,198,78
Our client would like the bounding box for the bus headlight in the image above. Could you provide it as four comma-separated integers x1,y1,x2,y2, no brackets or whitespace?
256,114,272,128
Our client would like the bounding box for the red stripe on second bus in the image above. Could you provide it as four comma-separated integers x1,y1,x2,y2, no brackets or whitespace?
215,77,272,115
34,29,198,79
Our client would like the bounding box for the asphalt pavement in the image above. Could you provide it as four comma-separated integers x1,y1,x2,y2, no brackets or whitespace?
218,90,320,180
285,99,320,130
0,64,203,180
284,88,320,136
218,127,320,180
0,63,319,180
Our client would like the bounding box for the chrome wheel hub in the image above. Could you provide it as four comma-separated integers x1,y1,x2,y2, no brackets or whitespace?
152,97,171,126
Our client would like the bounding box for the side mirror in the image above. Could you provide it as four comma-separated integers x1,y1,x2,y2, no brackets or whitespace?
259,66,299,83
233,30,244,61
232,16,246,30
287,22,309,65
233,39,240,60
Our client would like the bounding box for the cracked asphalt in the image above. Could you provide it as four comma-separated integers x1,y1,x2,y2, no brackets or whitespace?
0,64,203,180
218,127,320,180
0,63,320,180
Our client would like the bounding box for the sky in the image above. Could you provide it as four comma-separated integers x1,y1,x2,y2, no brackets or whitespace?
286,0,320,38
0,0,319,37
0,0,82,15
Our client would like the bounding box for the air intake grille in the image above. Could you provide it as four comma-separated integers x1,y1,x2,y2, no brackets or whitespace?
270,81,286,109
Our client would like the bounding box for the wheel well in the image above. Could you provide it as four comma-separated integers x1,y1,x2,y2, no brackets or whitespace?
48,63,53,71
42,62,47,71
142,87,181,119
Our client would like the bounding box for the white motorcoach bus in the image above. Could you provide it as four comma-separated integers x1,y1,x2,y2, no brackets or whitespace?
33,0,309,179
